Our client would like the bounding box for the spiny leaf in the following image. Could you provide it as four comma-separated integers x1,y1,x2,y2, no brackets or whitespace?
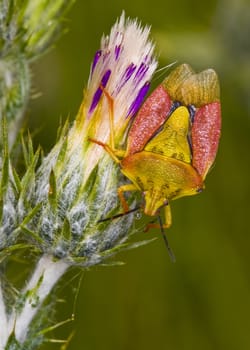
78,163,98,199
100,261,125,266
0,116,9,155
21,131,35,168
56,118,69,142
12,167,22,193
0,151,9,225
21,133,29,168
1,152,9,197
60,331,75,350
0,243,37,263
37,317,74,336
20,202,43,226
27,130,34,160
48,169,57,211
20,147,40,200
5,0,15,27
55,134,68,169
61,218,71,242
20,225,43,245
100,238,157,256
68,256,88,265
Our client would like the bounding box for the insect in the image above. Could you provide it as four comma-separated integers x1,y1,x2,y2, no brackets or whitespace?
90,63,221,255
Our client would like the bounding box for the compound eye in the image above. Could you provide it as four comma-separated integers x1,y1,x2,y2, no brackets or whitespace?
196,187,203,193
159,200,168,209
163,199,169,206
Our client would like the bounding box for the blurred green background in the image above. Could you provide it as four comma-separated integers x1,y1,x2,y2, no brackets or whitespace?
28,0,250,349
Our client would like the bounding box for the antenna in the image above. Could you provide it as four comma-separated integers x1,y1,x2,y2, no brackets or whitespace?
157,215,176,263
98,206,141,223
98,208,176,263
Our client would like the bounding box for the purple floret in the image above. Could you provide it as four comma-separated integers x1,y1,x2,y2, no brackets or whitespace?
134,63,149,83
127,81,150,117
115,44,122,60
91,50,102,75
116,63,137,93
88,70,111,114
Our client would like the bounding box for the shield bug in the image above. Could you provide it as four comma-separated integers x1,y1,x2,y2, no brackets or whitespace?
90,63,221,244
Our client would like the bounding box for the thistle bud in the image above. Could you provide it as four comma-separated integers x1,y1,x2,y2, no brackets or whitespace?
0,0,75,145
18,13,158,267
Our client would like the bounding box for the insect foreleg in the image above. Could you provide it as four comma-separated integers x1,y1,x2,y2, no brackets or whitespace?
89,86,127,160
117,184,139,212
100,86,115,149
144,205,172,230
88,138,120,164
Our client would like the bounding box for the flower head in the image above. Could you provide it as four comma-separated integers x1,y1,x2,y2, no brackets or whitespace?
73,12,158,181
86,12,157,119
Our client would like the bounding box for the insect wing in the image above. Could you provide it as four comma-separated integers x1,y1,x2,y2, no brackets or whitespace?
162,63,195,102
177,69,220,107
126,84,172,155
191,101,221,179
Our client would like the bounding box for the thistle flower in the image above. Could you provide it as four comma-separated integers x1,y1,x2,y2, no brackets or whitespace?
20,13,158,266
73,12,158,182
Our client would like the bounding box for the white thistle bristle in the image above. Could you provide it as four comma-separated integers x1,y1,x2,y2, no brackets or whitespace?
77,12,158,182
87,12,157,122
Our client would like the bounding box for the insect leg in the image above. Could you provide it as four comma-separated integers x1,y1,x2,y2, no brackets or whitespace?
117,184,138,212
101,86,115,150
145,205,172,230
163,204,172,229
88,138,120,164
89,86,126,159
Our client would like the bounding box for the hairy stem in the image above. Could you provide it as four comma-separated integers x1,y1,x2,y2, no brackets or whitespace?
7,255,69,345
0,282,8,350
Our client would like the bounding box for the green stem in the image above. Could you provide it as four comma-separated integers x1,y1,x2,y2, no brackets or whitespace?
0,281,8,349
5,255,69,347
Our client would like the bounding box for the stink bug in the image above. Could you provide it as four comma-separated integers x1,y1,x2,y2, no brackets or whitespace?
90,63,221,240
